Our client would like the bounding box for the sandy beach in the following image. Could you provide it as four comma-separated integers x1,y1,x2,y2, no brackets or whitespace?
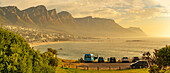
29,39,100,47
29,41,72,47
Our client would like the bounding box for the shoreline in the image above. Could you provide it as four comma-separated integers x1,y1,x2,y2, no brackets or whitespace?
28,39,101,47
29,41,72,47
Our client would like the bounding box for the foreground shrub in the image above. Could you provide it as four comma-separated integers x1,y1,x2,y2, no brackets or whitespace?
0,28,57,73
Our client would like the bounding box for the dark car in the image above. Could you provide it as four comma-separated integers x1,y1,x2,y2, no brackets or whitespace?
110,57,116,63
122,57,129,63
130,60,148,69
98,57,104,63
132,57,140,62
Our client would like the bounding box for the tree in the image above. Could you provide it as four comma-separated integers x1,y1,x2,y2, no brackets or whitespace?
43,48,58,66
156,45,170,69
148,45,170,73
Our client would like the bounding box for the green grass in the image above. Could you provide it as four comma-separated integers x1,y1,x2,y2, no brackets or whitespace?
56,67,149,73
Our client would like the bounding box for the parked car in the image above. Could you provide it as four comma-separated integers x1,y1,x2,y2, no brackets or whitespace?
132,57,140,62
84,54,95,63
98,57,104,63
110,57,116,63
122,57,129,63
130,60,148,69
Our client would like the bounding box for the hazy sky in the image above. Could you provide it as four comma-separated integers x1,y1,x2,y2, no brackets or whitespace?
0,0,170,37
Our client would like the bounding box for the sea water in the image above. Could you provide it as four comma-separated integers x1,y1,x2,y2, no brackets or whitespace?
34,37,170,60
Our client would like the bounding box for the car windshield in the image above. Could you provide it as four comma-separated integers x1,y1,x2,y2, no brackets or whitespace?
134,57,139,59
110,57,115,60
85,55,91,58
99,57,103,59
110,57,115,59
123,57,128,59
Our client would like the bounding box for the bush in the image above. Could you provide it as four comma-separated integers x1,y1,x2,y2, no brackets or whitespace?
0,28,57,73
149,65,159,73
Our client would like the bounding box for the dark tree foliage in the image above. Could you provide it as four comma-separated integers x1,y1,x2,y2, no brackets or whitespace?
42,51,58,66
148,46,170,73
0,27,57,73
47,48,57,55
156,45,170,68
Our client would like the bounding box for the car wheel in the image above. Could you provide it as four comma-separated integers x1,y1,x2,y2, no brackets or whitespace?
132,66,135,69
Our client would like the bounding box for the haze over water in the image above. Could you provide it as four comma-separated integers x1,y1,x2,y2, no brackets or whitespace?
34,37,170,60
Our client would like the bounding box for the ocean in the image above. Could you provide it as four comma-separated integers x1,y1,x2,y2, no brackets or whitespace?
34,37,170,60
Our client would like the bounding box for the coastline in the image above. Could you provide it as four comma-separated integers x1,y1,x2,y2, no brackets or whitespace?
29,39,100,47
29,41,72,47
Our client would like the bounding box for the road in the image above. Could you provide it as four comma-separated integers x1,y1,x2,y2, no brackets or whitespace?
64,62,132,70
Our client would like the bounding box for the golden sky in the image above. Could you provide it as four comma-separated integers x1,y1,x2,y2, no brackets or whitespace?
0,0,170,37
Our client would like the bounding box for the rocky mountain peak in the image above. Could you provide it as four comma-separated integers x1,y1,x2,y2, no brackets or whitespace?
58,11,75,24
0,6,20,13
58,11,72,17
48,9,57,16
35,5,46,10
6,6,18,9
24,5,47,13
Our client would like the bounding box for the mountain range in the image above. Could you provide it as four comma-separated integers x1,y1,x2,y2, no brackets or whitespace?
0,5,146,37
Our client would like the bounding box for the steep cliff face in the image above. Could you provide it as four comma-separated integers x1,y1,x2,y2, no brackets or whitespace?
19,11,35,24
0,6,35,27
23,5,55,26
0,6,23,24
0,14,13,25
0,5,146,37
48,9,62,24
58,11,75,24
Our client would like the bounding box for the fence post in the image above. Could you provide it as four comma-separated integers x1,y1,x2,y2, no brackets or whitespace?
140,66,141,69
97,66,100,70
61,65,63,68
109,66,111,70
76,66,78,69
87,66,88,70
119,66,121,70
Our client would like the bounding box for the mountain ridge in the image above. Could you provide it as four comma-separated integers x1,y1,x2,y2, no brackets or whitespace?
0,5,146,37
